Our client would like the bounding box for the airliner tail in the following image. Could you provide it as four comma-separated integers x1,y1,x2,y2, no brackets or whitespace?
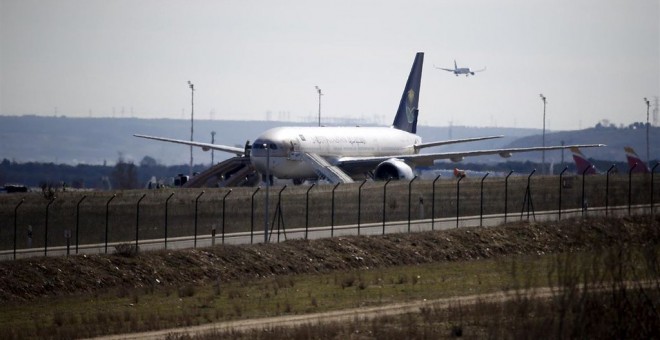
392,52,423,134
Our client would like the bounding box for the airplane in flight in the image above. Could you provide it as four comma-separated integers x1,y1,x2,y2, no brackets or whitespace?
624,146,650,173
434,60,486,76
135,52,603,185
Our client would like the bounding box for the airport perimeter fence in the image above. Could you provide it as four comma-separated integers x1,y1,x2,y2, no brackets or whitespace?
0,164,658,260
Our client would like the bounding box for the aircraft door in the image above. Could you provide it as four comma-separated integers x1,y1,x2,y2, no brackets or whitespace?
288,139,302,161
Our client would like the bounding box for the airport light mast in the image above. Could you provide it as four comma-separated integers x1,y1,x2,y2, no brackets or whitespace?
188,81,195,177
315,86,323,126
540,94,547,174
644,97,650,166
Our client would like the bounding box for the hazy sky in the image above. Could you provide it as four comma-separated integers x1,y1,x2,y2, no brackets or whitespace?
1,0,658,130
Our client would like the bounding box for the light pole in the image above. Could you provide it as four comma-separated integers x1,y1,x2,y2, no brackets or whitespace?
644,97,650,166
315,86,323,127
188,81,195,177
540,94,547,174
211,131,216,166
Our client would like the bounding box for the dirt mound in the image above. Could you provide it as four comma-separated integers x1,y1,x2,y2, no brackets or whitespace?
1,216,657,302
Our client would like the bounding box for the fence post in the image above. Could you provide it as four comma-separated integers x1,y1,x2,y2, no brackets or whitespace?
480,173,489,226
651,163,658,217
504,170,514,223
407,176,418,233
193,191,204,248
136,194,146,253
331,183,340,237
251,187,261,244
357,180,367,235
628,163,637,215
44,198,56,257
432,175,441,230
521,169,536,221
606,165,616,216
305,184,314,239
221,190,232,245
382,178,392,235
558,167,568,220
164,192,174,249
75,195,86,254
104,194,115,254
456,175,464,228
13,199,24,260
275,186,287,243
581,166,592,216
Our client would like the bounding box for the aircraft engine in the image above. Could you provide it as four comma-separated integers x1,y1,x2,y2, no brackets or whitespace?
374,158,415,180
450,156,464,162
499,151,512,158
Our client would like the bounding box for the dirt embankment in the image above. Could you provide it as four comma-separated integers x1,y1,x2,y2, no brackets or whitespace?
1,216,657,302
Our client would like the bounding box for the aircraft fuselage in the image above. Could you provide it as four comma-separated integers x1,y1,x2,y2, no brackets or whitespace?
250,126,421,179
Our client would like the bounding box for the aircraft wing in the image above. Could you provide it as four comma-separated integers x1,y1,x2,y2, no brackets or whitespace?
473,67,487,73
413,135,503,151
336,144,606,173
134,134,245,156
435,67,455,72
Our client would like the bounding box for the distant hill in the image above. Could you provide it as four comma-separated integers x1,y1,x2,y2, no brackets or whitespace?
0,115,656,166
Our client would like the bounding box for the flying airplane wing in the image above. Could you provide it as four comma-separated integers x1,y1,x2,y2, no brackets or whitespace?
473,67,487,73
336,144,606,173
134,134,245,156
433,64,455,72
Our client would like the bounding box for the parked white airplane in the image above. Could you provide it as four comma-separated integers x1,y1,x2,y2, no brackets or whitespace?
435,60,486,76
135,52,603,184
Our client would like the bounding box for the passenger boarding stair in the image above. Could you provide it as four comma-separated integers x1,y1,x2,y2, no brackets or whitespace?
302,153,354,184
183,157,258,188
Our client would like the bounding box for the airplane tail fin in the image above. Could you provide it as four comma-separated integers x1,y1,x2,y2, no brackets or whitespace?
392,52,424,134
571,147,597,175
624,146,650,173
454,60,457,69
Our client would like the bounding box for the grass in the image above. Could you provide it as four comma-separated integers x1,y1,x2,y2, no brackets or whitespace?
0,253,548,339
1,239,657,338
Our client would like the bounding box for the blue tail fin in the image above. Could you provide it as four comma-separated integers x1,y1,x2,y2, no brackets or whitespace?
392,52,424,134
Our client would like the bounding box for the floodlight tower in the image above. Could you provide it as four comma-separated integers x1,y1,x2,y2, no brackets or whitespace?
315,86,323,127
644,97,650,166
540,94,547,174
188,81,195,177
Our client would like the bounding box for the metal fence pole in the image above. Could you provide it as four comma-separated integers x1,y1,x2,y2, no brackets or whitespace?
480,173,489,226
251,187,261,244
606,165,616,216
357,180,367,235
382,178,392,235
629,163,637,215
193,191,204,248
407,176,418,233
75,195,86,254
136,194,146,252
44,198,56,257
558,167,567,220
652,163,658,216
104,195,115,254
275,186,286,243
432,175,441,230
221,190,232,244
504,170,514,223
13,199,24,260
164,192,174,249
456,175,464,228
331,183,340,237
581,166,591,216
305,184,314,239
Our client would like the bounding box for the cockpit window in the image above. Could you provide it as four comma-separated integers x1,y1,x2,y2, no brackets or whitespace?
252,142,277,150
